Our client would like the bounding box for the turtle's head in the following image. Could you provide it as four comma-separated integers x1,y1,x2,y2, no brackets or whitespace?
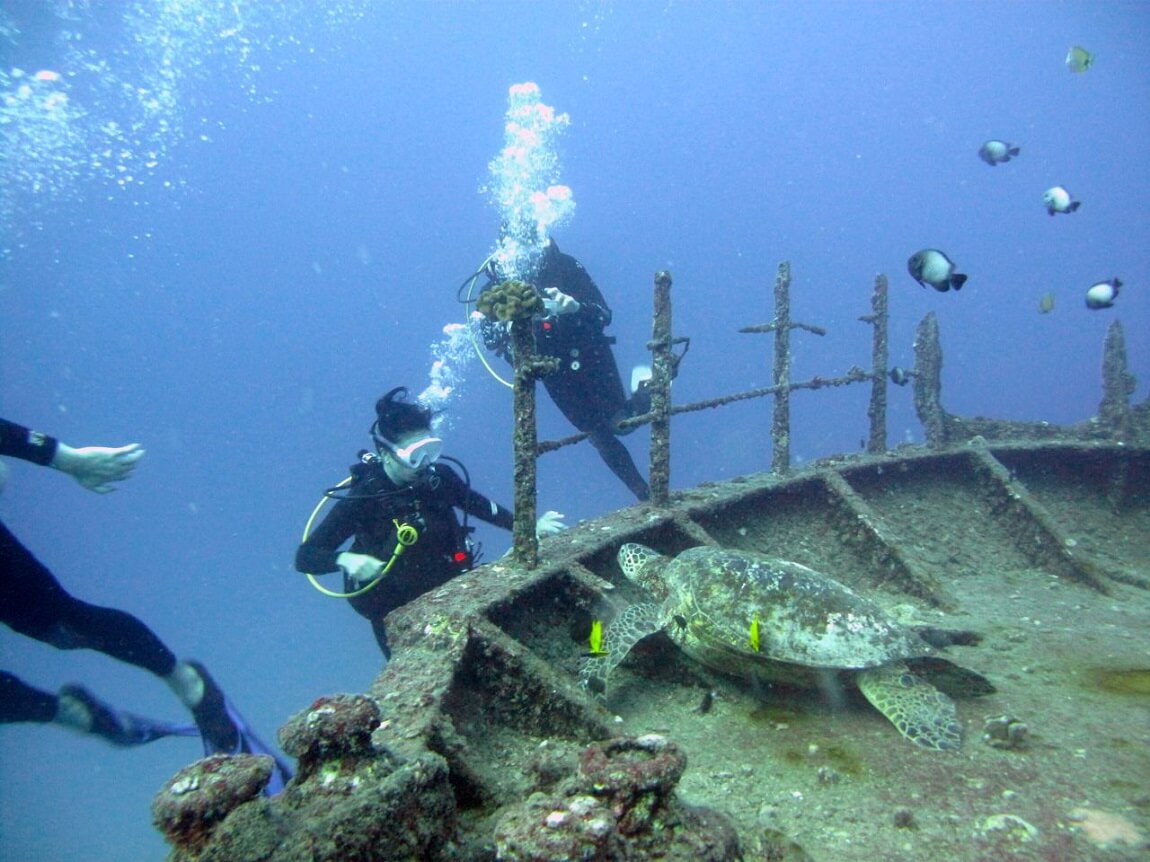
618,543,671,600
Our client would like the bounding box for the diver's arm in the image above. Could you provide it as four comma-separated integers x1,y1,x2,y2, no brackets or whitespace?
0,418,143,494
334,551,386,585
546,261,612,331
51,443,144,493
440,466,514,530
295,500,360,574
575,297,611,330
0,418,58,464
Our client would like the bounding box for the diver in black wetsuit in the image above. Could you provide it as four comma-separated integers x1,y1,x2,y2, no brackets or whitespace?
295,387,563,661
0,418,291,789
480,238,654,501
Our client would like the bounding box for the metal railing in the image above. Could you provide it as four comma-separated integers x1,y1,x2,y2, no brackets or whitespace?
507,262,1143,566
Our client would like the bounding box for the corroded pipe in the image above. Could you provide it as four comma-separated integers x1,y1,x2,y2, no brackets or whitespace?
649,270,674,505
1099,320,1135,442
481,280,556,569
865,273,889,453
772,262,792,473
913,312,946,447
511,316,540,567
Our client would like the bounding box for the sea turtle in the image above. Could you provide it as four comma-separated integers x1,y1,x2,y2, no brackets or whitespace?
580,543,995,751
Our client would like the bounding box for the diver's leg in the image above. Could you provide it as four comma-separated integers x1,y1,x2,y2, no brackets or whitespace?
48,598,180,674
40,597,272,760
0,671,56,723
612,342,687,435
371,619,392,665
166,661,294,790
588,429,650,501
612,380,652,436
56,684,198,746
42,598,268,759
0,520,177,674
349,591,392,664
1,670,197,746
0,523,284,773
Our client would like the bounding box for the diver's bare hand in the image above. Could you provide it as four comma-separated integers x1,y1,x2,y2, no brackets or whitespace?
51,443,145,494
337,552,386,585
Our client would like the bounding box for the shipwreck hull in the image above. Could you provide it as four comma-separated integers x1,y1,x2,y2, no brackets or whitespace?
156,283,1149,860
157,438,1150,862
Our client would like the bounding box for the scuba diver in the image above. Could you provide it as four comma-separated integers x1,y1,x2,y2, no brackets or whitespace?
476,238,666,501
0,418,291,791
295,387,564,661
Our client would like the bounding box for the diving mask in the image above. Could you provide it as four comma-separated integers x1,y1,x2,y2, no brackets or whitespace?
380,434,443,471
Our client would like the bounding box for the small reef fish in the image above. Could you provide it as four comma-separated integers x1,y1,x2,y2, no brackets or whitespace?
748,614,761,652
1038,292,1056,314
585,619,609,657
889,366,913,386
978,140,1020,166
1066,45,1094,73
1043,186,1081,216
908,249,968,293
1085,278,1121,310
694,689,717,715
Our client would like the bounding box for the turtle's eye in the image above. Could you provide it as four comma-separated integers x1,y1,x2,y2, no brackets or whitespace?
672,614,687,630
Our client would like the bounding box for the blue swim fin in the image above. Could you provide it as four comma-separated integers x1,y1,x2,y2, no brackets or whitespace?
58,685,199,747
187,662,294,794
630,364,652,394
218,696,294,795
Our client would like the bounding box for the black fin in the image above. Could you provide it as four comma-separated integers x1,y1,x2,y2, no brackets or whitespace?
951,273,968,291
914,626,982,648
1068,200,1081,212
1008,146,1020,156
905,657,996,698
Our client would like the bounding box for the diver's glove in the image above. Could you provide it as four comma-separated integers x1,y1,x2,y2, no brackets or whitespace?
336,552,385,586
541,287,580,317
535,510,568,538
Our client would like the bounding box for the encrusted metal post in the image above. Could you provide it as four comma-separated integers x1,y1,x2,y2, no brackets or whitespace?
864,274,889,453
913,312,947,447
510,317,540,567
772,262,792,472
477,280,558,569
1099,320,1135,442
649,270,674,506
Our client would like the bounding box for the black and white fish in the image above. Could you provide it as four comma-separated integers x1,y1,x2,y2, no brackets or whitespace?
908,249,968,293
978,140,1020,166
1085,278,1121,310
1043,186,1081,216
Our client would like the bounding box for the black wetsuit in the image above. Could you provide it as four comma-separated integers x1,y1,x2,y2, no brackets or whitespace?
487,240,651,500
295,455,513,658
0,418,178,724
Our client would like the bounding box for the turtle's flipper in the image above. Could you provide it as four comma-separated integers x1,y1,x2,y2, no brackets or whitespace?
906,656,995,698
580,602,665,697
856,663,962,751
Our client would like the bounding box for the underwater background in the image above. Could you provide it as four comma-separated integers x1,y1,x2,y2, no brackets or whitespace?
1,2,1147,859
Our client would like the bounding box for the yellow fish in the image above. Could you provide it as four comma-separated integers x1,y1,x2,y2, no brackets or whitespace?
1066,45,1094,73
749,614,761,652
586,619,609,657
1038,292,1055,314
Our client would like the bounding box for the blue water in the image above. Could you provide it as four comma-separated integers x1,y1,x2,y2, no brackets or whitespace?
2,2,1147,858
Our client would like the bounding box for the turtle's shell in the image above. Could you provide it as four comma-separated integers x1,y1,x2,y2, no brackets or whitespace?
657,547,932,676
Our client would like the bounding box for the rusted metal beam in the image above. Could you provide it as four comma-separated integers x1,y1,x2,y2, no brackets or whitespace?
649,270,674,506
